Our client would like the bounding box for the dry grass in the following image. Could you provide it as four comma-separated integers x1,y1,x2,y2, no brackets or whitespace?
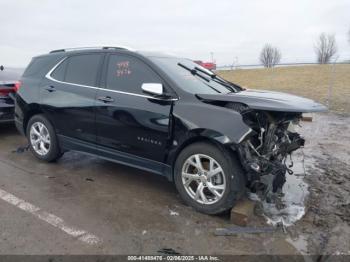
217,64,350,113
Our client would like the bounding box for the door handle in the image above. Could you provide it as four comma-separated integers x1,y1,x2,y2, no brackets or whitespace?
97,96,114,103
45,85,56,92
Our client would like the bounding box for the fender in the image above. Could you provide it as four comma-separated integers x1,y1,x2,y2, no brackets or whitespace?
172,102,251,144
165,102,252,169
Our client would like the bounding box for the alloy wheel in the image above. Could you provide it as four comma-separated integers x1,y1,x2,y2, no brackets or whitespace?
181,154,226,205
29,122,51,156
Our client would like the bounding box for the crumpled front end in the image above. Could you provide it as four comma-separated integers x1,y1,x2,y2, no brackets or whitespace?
196,89,327,200
234,106,305,197
197,90,326,199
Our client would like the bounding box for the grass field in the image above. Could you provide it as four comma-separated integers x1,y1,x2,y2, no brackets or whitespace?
216,64,350,114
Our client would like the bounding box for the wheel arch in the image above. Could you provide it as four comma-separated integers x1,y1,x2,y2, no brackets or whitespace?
171,134,247,214
23,104,44,135
167,129,239,181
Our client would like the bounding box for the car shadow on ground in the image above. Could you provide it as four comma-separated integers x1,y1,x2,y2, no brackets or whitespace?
1,122,179,205
0,122,17,135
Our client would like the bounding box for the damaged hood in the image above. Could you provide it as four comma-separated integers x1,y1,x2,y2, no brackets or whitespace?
197,89,327,113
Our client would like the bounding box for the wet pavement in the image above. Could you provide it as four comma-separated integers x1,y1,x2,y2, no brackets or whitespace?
0,112,349,256
250,151,310,227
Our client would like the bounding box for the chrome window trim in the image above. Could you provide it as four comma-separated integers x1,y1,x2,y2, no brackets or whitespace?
45,57,179,101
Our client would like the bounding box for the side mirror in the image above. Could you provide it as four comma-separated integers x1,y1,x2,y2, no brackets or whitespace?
141,83,163,96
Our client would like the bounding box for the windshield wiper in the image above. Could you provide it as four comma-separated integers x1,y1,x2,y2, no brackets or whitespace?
194,66,240,92
178,63,210,82
177,63,222,93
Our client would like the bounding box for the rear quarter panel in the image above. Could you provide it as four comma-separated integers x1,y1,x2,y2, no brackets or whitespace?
15,54,64,133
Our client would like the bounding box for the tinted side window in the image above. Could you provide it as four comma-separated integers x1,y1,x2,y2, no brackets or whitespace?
64,54,102,86
51,59,68,81
106,54,161,94
23,56,56,77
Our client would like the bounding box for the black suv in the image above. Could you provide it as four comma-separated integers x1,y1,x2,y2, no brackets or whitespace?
15,47,326,214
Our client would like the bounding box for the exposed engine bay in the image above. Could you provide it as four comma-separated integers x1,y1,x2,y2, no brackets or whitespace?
228,103,306,199
197,89,326,211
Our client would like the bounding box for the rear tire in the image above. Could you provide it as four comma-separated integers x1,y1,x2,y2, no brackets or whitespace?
174,142,245,215
26,114,63,162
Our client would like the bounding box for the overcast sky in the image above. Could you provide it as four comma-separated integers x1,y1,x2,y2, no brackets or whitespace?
1,0,349,67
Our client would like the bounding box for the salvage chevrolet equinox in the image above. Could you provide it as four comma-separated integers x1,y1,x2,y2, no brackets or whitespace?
15,47,326,214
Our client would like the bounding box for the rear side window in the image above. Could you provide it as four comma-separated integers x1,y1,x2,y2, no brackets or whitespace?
65,54,102,86
23,57,54,77
106,54,161,94
51,54,102,86
51,59,68,81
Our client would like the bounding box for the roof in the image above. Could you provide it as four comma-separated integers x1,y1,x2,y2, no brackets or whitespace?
49,46,136,53
32,46,182,61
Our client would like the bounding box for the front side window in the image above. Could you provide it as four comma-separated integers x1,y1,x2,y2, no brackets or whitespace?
106,54,162,94
51,54,102,86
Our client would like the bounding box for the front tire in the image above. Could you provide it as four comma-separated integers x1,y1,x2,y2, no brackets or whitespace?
174,142,245,215
26,114,62,162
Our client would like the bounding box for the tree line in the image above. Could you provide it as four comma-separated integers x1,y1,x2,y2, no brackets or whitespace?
259,28,350,68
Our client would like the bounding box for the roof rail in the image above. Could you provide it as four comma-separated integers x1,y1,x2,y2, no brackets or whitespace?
49,46,134,53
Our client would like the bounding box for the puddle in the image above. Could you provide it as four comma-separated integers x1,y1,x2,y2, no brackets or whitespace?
286,235,315,262
250,152,310,227
286,235,308,255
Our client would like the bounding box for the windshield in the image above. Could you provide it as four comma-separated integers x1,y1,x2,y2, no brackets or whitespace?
149,57,238,94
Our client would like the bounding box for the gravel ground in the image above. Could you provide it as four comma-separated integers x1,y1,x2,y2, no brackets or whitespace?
0,112,349,258
291,113,350,257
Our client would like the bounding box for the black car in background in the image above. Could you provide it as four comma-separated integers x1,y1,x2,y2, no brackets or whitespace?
15,47,326,214
0,68,22,123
